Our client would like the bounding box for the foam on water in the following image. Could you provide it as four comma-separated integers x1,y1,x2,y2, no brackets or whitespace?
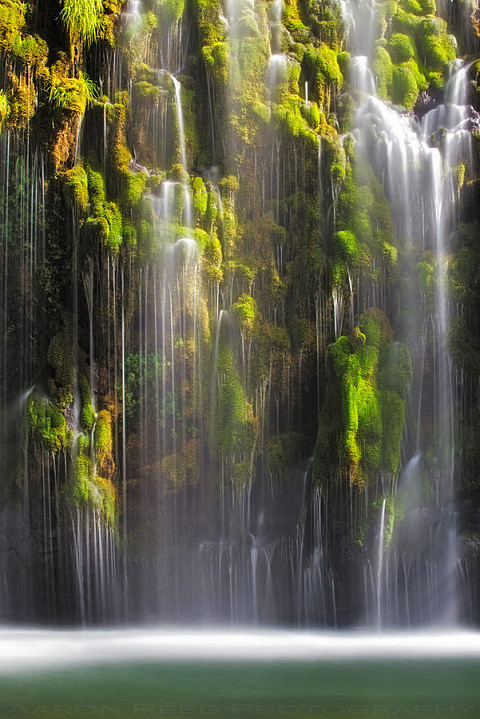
1,629,479,674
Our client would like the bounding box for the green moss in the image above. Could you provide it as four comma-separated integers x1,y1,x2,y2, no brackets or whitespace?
448,317,480,376
192,176,208,221
87,167,106,210
417,18,456,71
392,7,420,36
302,44,343,108
62,165,89,213
84,168,123,253
232,294,258,334
72,449,116,525
202,42,228,84
0,90,9,127
123,220,138,248
380,390,405,472
47,331,74,406
48,71,97,115
78,375,96,431
391,64,418,109
273,92,318,144
317,309,409,484
215,346,255,455
389,33,416,62
417,0,436,12
7,32,48,68
7,77,36,129
200,231,222,282
266,434,303,481
283,0,310,43
416,254,435,301
121,170,148,209
206,191,218,228
158,0,186,21
104,202,123,251
109,98,131,174
95,409,114,476
334,230,360,264
337,51,350,77
0,0,24,36
27,395,70,454
336,159,393,277
0,0,48,71
404,0,423,14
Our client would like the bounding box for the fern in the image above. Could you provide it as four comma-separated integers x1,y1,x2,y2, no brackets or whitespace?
48,72,98,114
60,0,103,46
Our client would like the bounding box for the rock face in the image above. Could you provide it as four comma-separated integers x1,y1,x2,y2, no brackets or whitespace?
0,0,478,626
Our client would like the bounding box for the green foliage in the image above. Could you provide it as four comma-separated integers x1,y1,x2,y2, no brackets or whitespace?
199,231,222,282
27,395,70,453
192,176,208,220
417,18,456,69
449,317,480,376
336,161,394,286
159,0,186,22
0,90,9,126
72,449,116,525
202,42,228,84
84,168,123,252
315,309,410,485
0,0,24,36
0,0,48,70
266,434,303,481
302,44,343,107
7,77,36,129
95,409,114,477
416,253,435,302
122,352,169,420
79,375,96,431
7,32,48,68
334,230,360,264
47,331,74,406
62,165,89,213
121,170,148,209
60,0,104,46
232,294,258,334
215,346,255,456
391,64,418,109
48,72,97,115
283,0,310,43
389,33,416,62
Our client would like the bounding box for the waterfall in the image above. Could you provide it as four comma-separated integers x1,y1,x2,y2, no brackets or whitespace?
0,0,478,629
340,0,476,625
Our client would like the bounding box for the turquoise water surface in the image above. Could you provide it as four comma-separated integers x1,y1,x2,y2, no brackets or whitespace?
0,630,478,719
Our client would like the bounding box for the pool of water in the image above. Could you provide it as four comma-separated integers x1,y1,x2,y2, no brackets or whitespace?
0,629,479,719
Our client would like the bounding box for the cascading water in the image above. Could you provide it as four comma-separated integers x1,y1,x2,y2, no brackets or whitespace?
0,0,478,631
339,0,478,625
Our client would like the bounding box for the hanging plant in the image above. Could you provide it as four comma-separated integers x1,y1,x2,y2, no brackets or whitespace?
60,0,104,47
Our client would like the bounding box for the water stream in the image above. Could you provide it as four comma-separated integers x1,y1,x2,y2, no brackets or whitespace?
0,0,478,633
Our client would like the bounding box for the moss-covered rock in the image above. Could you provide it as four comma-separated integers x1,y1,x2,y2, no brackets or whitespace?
79,374,96,431
62,165,89,213
72,448,116,525
27,395,71,453
48,71,97,115
314,309,410,485
47,330,75,406
214,345,255,456
95,409,114,478
232,294,259,334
